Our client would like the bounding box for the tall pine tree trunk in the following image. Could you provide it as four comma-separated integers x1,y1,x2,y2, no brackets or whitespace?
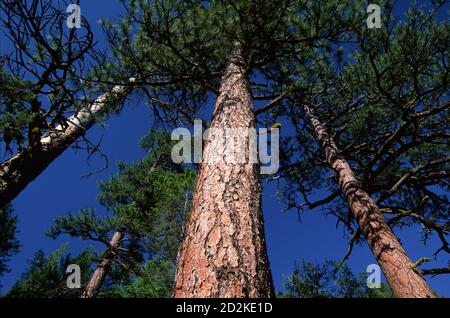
81,230,124,298
173,45,274,297
0,80,134,208
302,103,435,298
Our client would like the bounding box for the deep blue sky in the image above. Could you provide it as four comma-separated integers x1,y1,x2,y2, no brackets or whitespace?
0,1,448,296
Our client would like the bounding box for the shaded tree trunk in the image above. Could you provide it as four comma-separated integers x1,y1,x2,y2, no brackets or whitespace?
302,103,435,298
81,230,124,298
173,46,274,297
0,80,134,208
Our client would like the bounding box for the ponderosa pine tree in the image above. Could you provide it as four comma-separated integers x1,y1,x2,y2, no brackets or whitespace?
47,131,196,298
104,0,365,297
0,0,222,208
274,1,448,297
0,0,142,208
300,103,435,297
173,43,276,297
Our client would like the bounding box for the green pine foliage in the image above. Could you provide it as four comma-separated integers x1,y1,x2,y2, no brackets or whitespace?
100,0,365,126
280,260,393,298
0,1,116,156
45,131,196,297
0,204,20,280
278,1,449,260
0,68,35,153
5,245,94,298
103,258,175,298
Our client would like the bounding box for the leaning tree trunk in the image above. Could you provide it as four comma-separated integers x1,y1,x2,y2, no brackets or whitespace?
81,230,124,298
0,79,135,208
302,104,435,298
173,46,274,297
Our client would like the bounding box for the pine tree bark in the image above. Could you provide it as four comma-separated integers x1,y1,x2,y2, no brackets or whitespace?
81,230,124,298
0,80,134,208
173,46,274,297
302,103,435,298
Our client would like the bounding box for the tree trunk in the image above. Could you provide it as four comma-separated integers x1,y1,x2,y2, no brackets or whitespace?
81,230,124,298
173,46,274,297
302,103,435,298
0,80,134,208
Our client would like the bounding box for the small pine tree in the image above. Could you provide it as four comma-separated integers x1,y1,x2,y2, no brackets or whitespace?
282,260,393,298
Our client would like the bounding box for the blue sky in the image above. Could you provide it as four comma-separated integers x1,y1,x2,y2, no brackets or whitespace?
0,0,448,296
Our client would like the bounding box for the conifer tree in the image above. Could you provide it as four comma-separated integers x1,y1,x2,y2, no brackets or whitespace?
281,259,393,298
105,0,364,297
0,0,139,207
275,1,448,297
5,245,94,298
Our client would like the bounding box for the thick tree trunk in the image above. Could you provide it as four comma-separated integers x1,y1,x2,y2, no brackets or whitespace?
173,46,274,297
81,230,124,298
0,80,134,208
302,104,435,298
